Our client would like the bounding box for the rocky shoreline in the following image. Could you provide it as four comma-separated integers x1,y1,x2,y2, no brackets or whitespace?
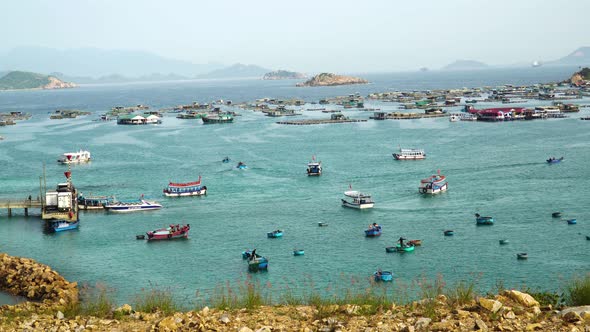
1,254,589,331
296,73,368,87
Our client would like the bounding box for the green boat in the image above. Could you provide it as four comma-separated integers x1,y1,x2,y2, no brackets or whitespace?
395,244,415,252
202,113,234,124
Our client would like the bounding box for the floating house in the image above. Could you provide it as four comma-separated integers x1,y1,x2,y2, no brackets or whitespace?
117,114,161,125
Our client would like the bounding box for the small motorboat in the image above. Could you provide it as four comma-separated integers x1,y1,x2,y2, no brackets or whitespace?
318,222,329,227
306,156,322,176
48,220,79,233
546,157,564,164
517,253,528,260
342,190,374,209
475,213,494,225
293,249,305,256
267,230,283,238
499,239,509,245
146,224,190,241
373,271,393,282
365,224,382,237
419,171,448,195
444,230,454,236
407,239,422,246
248,256,268,272
586,235,590,241
236,162,248,169
222,157,231,163
567,219,577,225
552,212,562,218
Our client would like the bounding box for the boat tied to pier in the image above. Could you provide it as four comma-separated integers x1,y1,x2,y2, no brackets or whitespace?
146,224,190,241
77,194,114,210
163,176,207,197
393,147,426,160
105,196,163,212
341,188,374,209
46,220,79,233
419,170,448,195
306,156,322,176
58,150,91,164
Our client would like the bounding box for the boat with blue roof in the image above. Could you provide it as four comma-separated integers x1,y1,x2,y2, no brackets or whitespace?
47,219,79,233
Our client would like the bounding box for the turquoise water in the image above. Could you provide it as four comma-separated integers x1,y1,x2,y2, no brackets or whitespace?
0,69,589,305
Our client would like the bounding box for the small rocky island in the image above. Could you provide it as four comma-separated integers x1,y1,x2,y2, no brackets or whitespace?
570,67,590,85
0,71,76,91
296,72,368,87
263,70,307,80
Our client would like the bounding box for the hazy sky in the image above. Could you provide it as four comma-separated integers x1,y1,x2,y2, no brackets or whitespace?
2,0,589,72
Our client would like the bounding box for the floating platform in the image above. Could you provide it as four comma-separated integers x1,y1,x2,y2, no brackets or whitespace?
276,119,367,125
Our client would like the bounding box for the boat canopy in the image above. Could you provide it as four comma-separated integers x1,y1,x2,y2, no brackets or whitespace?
344,190,371,198
168,176,202,187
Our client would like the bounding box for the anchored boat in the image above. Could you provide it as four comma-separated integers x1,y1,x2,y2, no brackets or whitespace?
373,270,393,282
365,223,382,237
475,213,494,225
105,197,162,212
58,150,91,164
419,171,448,195
202,113,234,124
393,148,426,160
306,156,322,176
342,190,374,209
236,162,247,169
546,157,563,164
163,176,207,197
77,194,114,210
47,220,79,233
267,230,283,238
146,224,190,241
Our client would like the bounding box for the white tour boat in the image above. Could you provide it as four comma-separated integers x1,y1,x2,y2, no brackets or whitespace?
392,148,426,160
341,190,374,209
105,198,163,212
419,171,448,195
58,150,91,164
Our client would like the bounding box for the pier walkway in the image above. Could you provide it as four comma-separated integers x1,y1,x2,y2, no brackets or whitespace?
0,199,43,217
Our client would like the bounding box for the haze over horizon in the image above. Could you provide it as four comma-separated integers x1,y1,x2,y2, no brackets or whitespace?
1,0,589,74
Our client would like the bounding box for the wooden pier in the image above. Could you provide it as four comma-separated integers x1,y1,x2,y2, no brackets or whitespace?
0,199,43,217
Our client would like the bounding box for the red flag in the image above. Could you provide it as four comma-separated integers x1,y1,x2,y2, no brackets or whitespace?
64,171,71,179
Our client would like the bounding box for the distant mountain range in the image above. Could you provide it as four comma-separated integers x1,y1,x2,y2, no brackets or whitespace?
550,47,590,66
196,63,271,79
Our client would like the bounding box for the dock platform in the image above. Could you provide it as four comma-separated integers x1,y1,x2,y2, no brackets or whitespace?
0,199,43,216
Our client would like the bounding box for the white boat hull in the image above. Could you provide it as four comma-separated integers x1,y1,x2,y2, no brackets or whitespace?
419,182,448,195
393,154,425,160
164,189,207,197
342,200,374,209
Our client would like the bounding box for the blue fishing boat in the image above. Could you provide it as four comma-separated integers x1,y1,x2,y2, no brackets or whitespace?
318,222,329,227
567,219,577,225
444,230,454,236
306,156,322,176
552,212,562,218
546,157,563,164
373,270,393,282
517,253,528,260
237,162,247,169
365,223,382,237
293,249,305,256
48,220,79,233
163,176,207,197
475,213,494,225
267,230,283,238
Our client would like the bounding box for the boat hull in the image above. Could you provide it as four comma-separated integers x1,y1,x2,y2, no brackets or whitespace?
342,200,374,209
267,231,283,238
374,271,393,282
365,229,382,237
567,219,577,225
163,189,207,197
49,220,79,233
393,154,425,160
106,205,162,212
476,217,494,225
395,244,415,252
419,182,448,195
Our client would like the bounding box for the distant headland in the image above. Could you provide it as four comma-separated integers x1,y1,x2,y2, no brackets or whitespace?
0,71,76,91
263,70,307,80
296,73,368,87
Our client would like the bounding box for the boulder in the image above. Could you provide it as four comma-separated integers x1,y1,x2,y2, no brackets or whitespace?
157,316,178,331
478,298,502,313
562,311,582,323
504,290,540,307
415,317,431,331
475,319,488,331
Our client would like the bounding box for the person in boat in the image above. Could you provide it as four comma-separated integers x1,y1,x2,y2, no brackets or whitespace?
249,249,257,261
376,268,382,278
399,237,405,247
372,223,380,230
475,213,481,218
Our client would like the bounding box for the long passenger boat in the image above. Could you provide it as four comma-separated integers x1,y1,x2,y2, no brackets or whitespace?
163,176,207,197
105,198,163,212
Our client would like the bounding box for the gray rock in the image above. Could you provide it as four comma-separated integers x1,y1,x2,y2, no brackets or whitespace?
475,318,488,331
415,317,431,331
56,311,64,320
219,314,230,324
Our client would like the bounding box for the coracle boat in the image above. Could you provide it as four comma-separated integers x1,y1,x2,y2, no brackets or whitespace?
342,190,374,209
222,157,230,163
242,249,259,260
318,222,329,227
517,253,528,260
567,219,577,225
306,156,322,176
546,157,563,164
475,213,494,225
146,224,190,241
163,176,207,197
293,249,305,256
393,148,426,160
365,223,382,237
419,171,448,195
444,230,454,236
394,244,415,252
499,239,509,245
105,197,162,212
373,271,393,282
552,212,562,218
248,256,268,272
58,150,91,164
236,162,248,169
267,230,283,238
47,219,79,233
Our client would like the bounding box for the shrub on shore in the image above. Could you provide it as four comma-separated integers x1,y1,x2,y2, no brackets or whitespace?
564,273,590,306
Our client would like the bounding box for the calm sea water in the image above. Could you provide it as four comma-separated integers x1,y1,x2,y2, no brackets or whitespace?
0,67,588,305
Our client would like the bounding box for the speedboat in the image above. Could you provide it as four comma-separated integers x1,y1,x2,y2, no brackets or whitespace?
546,157,563,164
236,162,247,169
58,150,91,164
342,190,374,209
373,271,393,282
163,176,207,197
47,220,79,233
419,171,448,195
146,224,190,241
475,213,494,225
105,198,163,212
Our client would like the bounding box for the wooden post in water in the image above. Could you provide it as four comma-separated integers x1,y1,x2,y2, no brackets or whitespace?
7,208,11,217
24,208,28,216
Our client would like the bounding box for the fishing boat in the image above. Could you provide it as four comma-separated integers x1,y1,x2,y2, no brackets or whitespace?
146,224,190,241
499,239,509,245
419,171,448,195
444,230,454,236
586,235,590,241
306,156,322,176
267,230,283,238
105,198,163,212
248,256,268,272
163,176,207,197
392,148,426,160
365,223,382,237
318,222,329,227
517,253,528,260
202,113,234,124
552,212,562,218
342,190,374,209
77,194,114,210
236,162,247,169
57,150,91,164
567,219,577,225
222,157,230,163
475,213,494,225
373,270,393,282
47,220,79,233
293,249,305,256
546,157,564,164
394,243,415,252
